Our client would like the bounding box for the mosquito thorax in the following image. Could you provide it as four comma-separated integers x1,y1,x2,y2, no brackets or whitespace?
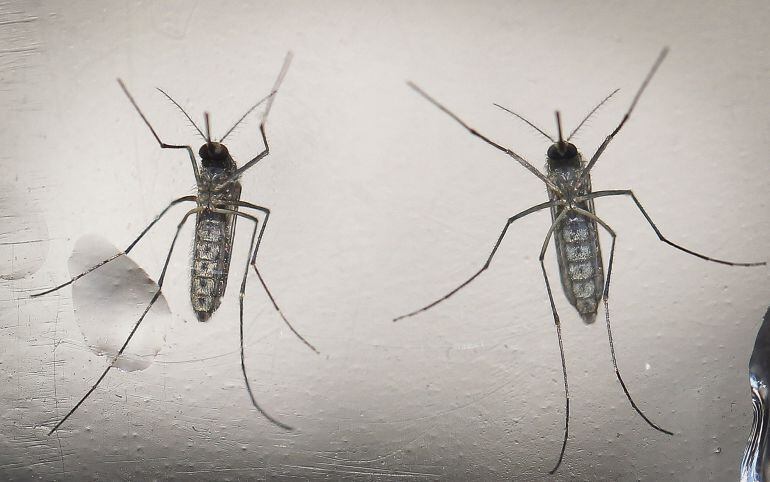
546,142,581,170
199,142,234,170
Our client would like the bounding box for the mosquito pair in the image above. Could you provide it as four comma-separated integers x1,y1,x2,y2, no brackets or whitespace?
393,48,765,473
34,52,317,435
33,48,764,475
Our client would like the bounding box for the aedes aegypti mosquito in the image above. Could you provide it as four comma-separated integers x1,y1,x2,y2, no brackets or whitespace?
394,48,766,473
34,52,317,435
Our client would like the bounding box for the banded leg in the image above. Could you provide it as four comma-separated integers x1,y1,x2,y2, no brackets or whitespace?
578,190,765,267
537,210,571,475
32,196,196,298
571,207,673,436
393,199,561,322
233,202,318,354
48,207,200,435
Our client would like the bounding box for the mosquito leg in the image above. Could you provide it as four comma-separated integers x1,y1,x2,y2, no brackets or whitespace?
48,207,200,435
393,199,561,322
406,81,561,194
32,195,197,298
572,207,673,436
229,52,294,181
231,124,270,179
577,190,766,267
240,204,319,354
117,79,200,181
220,202,318,353
537,210,570,475
227,208,294,430
575,48,669,189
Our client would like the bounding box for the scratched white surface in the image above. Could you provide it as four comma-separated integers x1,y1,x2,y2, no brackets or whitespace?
1,1,769,480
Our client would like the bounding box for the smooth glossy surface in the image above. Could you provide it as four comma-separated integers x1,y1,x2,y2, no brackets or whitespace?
741,306,770,482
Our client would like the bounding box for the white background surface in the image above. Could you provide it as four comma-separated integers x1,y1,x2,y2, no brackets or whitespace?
1,1,769,480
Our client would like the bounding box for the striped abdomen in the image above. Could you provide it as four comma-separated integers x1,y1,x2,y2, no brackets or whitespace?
552,208,604,322
548,165,604,324
191,161,242,322
191,211,237,321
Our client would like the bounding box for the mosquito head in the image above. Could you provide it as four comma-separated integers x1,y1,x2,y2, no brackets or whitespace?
199,142,232,169
547,141,581,170
547,141,579,162
547,111,581,170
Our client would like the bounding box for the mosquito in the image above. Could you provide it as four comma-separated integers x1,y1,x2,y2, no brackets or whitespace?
34,52,318,435
394,48,766,473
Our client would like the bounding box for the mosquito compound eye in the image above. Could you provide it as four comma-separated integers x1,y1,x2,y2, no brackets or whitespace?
214,144,229,158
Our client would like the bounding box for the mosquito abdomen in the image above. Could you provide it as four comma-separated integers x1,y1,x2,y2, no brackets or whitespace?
191,212,235,321
548,164,604,324
555,211,604,323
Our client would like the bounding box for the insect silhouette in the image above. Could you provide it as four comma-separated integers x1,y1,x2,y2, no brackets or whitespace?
395,48,766,473
34,52,317,435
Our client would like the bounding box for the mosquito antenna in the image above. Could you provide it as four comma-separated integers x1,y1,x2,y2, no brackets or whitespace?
220,51,292,144
493,103,555,143
219,91,276,143
157,87,207,142
203,112,212,145
117,79,201,180
261,51,293,126
567,88,620,141
223,53,295,183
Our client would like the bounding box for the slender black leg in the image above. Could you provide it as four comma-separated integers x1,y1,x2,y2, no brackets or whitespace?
230,211,294,431
406,82,560,193
234,203,319,354
117,79,200,181
225,202,317,353
48,208,200,435
572,207,673,436
231,124,270,178
577,190,766,267
224,206,322,428
537,210,571,475
32,196,197,298
229,52,294,180
575,48,669,189
393,199,561,322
